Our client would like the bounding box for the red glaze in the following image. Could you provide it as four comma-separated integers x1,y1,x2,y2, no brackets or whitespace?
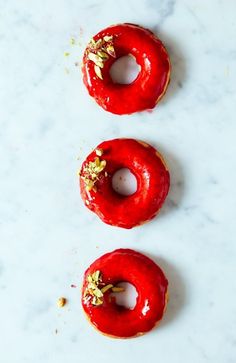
79,138,170,229
82,249,168,338
82,23,171,115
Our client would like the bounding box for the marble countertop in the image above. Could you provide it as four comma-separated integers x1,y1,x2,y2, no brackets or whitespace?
1,0,236,362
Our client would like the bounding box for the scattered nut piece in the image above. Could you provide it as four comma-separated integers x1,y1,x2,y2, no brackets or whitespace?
70,37,75,45
64,52,70,57
57,297,67,308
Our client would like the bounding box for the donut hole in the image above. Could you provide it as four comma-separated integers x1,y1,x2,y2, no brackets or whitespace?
109,55,141,84
112,168,137,196
111,282,138,310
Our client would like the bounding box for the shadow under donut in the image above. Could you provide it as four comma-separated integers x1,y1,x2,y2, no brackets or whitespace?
151,26,187,105
158,145,185,219
144,252,186,329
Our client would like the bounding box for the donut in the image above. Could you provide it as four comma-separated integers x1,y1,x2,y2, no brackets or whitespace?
82,248,168,338
82,23,171,115
79,138,170,229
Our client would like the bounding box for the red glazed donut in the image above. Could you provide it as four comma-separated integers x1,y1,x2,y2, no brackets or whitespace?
82,248,168,338
79,138,170,229
82,23,171,115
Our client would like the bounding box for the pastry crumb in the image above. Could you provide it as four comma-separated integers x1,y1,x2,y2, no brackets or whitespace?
57,297,67,308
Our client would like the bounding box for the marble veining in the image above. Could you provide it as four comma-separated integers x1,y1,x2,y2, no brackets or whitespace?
0,0,236,362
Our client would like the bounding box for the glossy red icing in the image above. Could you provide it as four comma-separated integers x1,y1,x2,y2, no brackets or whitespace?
82,249,168,338
79,138,170,229
82,23,171,115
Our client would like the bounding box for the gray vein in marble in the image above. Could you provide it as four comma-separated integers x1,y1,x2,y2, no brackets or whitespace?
146,0,175,25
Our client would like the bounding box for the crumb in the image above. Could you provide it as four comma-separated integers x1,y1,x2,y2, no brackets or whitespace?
57,297,67,308
70,37,75,45
71,284,77,288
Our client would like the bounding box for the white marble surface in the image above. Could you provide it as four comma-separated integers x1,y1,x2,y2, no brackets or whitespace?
1,0,236,362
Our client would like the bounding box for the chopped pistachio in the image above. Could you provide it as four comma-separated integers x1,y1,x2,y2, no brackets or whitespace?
83,270,125,307
85,179,94,191
89,38,103,51
95,148,103,157
88,36,116,56
93,287,103,298
87,282,97,290
88,52,104,68
82,156,107,192
111,287,125,293
86,35,116,81
97,159,106,172
94,65,103,80
84,270,104,306
103,35,113,42
89,38,96,45
87,274,93,283
64,52,70,57
94,38,103,48
106,45,116,58
101,284,114,293
97,50,109,60
92,296,103,305
92,270,101,282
